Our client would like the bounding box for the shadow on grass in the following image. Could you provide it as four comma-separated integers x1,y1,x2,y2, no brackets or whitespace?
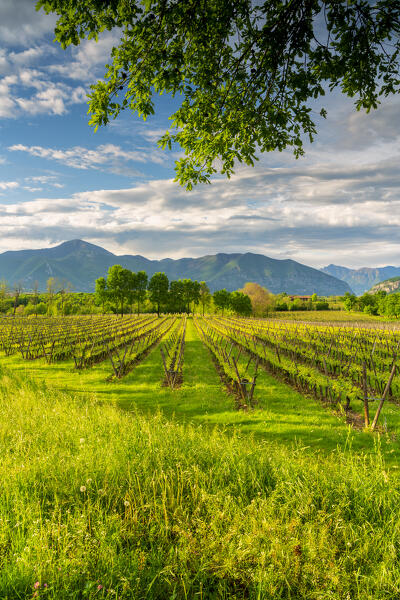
1,325,397,463
116,337,394,460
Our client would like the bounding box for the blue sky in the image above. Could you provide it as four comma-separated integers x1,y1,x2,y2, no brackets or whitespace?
0,0,399,269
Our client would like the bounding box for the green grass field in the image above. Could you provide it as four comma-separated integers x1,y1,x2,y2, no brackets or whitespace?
1,319,392,458
1,318,400,598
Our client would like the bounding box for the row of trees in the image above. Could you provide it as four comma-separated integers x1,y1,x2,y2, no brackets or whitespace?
95,266,254,317
0,267,334,318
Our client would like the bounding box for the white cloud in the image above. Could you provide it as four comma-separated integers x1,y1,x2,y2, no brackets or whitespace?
0,14,119,119
27,175,56,184
0,67,88,118
23,186,43,192
0,49,8,73
0,4,118,122
9,142,166,173
139,128,169,143
0,6,399,271
0,0,57,45
47,30,121,82
16,86,67,116
0,150,399,267
9,47,49,66
24,175,64,189
0,181,18,190
0,45,57,76
0,74,17,117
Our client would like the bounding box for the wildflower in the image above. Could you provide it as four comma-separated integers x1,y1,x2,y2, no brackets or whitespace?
80,438,85,444
97,584,103,590
43,583,48,588
86,478,93,484
124,500,130,507
80,486,87,493
34,582,40,589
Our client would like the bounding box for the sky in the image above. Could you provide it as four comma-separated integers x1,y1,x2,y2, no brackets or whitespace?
0,0,399,269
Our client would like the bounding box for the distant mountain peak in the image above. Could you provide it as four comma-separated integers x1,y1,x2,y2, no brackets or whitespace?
54,239,114,255
322,264,400,295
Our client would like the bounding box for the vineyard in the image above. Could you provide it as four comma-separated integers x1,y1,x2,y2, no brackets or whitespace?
196,315,400,430
2,312,400,599
0,313,400,434
0,314,176,375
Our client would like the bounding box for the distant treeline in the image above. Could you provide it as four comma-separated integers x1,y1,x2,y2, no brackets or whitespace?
274,293,329,312
343,291,400,318
0,268,253,317
0,266,341,317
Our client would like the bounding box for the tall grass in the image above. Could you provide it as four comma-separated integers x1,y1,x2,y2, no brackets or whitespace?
1,366,400,599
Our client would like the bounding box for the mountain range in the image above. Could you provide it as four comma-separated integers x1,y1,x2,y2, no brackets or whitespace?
0,239,351,295
321,265,400,295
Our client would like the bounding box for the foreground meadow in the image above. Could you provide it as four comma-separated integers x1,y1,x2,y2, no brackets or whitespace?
1,316,400,598
2,365,400,600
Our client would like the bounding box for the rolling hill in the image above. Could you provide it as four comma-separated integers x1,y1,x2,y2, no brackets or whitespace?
368,277,400,295
0,239,352,295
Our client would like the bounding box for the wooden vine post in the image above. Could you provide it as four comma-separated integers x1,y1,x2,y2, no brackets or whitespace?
371,361,397,431
362,361,369,428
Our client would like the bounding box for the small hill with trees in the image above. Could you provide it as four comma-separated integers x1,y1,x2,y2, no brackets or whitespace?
368,277,400,295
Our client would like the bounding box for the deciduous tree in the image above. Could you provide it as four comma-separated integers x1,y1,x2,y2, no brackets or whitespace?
168,280,185,313
13,281,23,317
181,279,201,314
199,281,211,316
213,289,231,316
58,279,73,316
0,280,8,314
46,277,59,315
240,282,274,316
107,265,132,317
37,0,400,188
343,292,358,311
32,281,40,317
229,291,252,316
95,276,108,313
148,272,169,317
132,270,148,314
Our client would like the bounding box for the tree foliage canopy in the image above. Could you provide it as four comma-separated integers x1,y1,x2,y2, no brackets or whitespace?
37,0,400,188
106,264,132,316
229,291,252,316
213,288,231,314
240,282,274,316
148,271,169,316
